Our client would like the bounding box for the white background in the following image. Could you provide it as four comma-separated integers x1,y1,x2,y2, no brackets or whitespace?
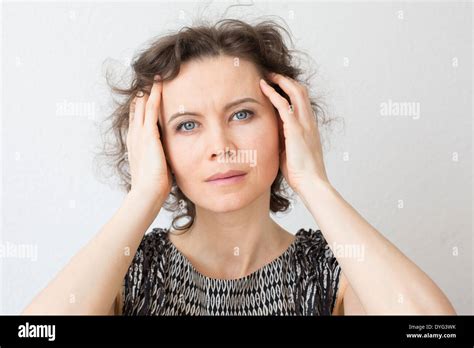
1,0,472,314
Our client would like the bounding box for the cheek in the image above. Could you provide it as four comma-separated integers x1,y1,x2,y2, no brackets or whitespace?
163,115,280,196
245,115,280,176
163,138,196,183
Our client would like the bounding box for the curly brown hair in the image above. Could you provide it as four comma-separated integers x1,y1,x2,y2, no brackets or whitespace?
94,17,339,232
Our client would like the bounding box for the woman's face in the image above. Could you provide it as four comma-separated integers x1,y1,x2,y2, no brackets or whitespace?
159,55,282,212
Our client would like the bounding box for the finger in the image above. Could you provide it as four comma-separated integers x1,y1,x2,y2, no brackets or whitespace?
129,96,137,129
127,96,138,151
267,73,315,130
268,73,307,105
144,75,163,132
259,78,297,128
134,90,147,127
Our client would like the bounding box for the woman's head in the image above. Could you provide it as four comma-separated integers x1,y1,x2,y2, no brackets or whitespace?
98,18,332,231
160,54,281,223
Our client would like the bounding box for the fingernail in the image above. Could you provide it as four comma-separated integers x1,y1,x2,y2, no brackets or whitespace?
260,78,268,85
154,74,161,82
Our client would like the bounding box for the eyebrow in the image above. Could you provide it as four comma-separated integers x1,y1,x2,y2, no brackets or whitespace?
167,97,261,125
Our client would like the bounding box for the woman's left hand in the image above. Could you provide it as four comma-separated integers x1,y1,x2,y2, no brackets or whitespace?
259,73,330,194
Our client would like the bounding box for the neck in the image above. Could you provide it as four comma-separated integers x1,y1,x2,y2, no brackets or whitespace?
170,190,293,279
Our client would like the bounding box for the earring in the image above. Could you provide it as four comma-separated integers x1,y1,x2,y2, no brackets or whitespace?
178,199,188,215
171,198,192,233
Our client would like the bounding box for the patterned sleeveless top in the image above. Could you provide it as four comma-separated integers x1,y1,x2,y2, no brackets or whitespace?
122,227,342,315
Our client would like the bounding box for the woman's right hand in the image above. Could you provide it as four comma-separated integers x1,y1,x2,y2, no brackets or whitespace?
127,75,172,201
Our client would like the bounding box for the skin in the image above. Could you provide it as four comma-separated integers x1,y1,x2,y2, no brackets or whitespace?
158,56,295,280
21,53,457,316
258,72,456,315
153,54,456,315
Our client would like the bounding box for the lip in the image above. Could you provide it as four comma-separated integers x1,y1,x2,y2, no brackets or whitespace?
205,170,247,182
206,173,247,186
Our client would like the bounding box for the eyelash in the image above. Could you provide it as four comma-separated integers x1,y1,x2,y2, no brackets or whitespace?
175,109,255,133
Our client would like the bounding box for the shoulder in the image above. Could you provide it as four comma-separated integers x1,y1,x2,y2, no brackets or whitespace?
135,227,170,256
127,227,171,275
294,227,340,271
295,227,343,315
142,226,170,244
122,227,170,315
295,227,335,259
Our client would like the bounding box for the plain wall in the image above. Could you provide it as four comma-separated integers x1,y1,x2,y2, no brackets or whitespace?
1,0,471,314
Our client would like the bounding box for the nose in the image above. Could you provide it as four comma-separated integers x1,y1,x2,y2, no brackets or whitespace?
208,124,237,162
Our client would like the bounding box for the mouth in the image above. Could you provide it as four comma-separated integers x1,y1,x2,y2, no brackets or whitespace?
205,171,248,186
206,173,247,185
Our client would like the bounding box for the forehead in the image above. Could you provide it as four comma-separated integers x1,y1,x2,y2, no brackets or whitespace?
161,55,262,116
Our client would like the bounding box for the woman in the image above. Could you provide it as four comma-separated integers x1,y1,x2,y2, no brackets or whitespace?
22,18,456,316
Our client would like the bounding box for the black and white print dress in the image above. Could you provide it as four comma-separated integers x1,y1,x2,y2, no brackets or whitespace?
122,227,342,315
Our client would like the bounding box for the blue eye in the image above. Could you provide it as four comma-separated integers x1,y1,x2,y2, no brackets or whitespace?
175,109,255,133
232,109,254,121
176,121,196,132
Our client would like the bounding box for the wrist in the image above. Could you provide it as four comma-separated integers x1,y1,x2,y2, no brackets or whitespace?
296,173,333,196
296,174,336,209
127,189,167,214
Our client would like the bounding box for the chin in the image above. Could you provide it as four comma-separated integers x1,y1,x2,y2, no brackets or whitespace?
198,191,256,213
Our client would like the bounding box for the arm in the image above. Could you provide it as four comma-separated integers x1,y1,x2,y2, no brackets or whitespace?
332,272,366,315
303,179,456,315
22,190,165,315
260,72,456,315
23,75,169,315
